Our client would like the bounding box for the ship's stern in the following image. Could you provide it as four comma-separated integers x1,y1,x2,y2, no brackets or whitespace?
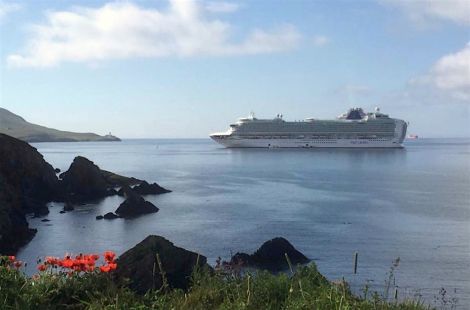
394,119,408,146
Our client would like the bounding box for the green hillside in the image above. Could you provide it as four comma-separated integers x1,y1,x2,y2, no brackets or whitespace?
0,107,120,142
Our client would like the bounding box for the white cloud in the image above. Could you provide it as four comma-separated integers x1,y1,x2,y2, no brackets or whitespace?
381,0,470,26
0,1,21,21
7,0,301,68
312,35,329,47
411,43,470,101
205,1,239,13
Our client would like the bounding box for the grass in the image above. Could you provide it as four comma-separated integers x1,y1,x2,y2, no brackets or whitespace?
0,259,432,310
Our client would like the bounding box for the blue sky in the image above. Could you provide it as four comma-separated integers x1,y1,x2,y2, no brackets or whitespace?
1,0,469,138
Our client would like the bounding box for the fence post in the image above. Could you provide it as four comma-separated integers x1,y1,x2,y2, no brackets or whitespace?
353,252,358,274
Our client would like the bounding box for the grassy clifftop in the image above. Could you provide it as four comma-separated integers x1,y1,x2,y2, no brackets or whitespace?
0,107,120,142
0,261,429,310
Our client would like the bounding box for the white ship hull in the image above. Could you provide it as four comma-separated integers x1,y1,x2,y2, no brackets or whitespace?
210,108,407,148
211,137,403,148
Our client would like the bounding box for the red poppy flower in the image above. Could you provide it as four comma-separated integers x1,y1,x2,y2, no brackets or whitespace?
37,264,47,271
62,258,74,268
14,261,22,268
45,256,59,265
8,256,15,261
99,265,111,273
104,251,116,263
108,262,117,271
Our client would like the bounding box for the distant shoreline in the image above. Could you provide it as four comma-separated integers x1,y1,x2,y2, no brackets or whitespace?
0,107,121,143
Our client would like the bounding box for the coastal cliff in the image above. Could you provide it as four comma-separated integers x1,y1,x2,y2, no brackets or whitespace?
0,134,59,253
0,134,171,254
0,107,120,142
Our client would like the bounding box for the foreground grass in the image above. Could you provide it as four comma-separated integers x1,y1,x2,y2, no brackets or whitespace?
0,263,429,310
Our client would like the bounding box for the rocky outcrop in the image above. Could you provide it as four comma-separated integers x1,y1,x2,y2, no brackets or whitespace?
0,135,171,254
117,185,134,197
132,181,171,195
103,212,119,220
231,237,309,271
101,170,142,188
59,156,115,202
115,185,160,218
115,195,159,218
59,157,152,203
117,181,170,197
114,235,210,294
63,203,74,212
0,134,59,254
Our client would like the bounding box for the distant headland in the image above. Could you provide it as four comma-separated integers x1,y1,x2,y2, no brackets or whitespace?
0,107,120,142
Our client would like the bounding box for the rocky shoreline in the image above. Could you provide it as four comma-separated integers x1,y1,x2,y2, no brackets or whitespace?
114,235,310,294
0,133,170,254
0,133,310,286
0,134,311,293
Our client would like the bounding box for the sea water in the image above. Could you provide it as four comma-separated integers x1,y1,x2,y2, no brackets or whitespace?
17,138,470,307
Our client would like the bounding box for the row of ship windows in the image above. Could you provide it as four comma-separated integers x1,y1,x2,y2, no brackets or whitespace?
237,130,395,134
239,121,395,125
237,124,395,131
239,136,393,140
237,124,395,130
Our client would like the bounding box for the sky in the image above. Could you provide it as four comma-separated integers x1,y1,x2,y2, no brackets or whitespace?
0,0,469,138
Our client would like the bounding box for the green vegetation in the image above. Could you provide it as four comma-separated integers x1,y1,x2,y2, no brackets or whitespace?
0,107,120,142
0,261,431,310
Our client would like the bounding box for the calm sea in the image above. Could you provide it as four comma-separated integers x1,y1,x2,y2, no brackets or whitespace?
18,138,470,307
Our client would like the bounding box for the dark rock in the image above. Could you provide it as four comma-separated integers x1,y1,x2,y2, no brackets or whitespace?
115,195,159,218
59,156,111,202
132,181,171,195
117,185,135,197
54,168,61,173
106,188,118,196
231,237,309,271
114,235,210,294
63,203,74,212
101,170,143,187
230,252,252,266
103,212,119,220
33,205,50,217
96,215,104,220
59,210,66,214
0,133,59,254
58,157,153,204
0,134,169,254
41,219,50,222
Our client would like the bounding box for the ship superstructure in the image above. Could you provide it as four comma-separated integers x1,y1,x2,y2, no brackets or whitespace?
210,108,407,148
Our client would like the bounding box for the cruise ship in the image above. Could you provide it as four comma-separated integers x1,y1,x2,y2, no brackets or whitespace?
210,108,407,148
